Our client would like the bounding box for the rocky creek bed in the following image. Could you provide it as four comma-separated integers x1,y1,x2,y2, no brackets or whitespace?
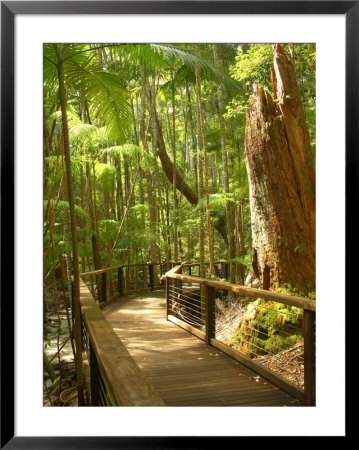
44,290,78,406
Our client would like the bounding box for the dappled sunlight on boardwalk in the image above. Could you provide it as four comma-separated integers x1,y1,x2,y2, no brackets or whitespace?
103,290,299,406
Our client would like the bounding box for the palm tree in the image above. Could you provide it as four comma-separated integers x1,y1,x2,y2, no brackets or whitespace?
44,43,133,404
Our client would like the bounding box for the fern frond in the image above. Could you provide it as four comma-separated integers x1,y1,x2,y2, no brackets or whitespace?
196,193,235,211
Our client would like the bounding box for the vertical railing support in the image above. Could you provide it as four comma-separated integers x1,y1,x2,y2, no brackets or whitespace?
304,309,316,406
205,285,216,346
118,267,124,297
166,276,171,320
89,340,100,406
101,272,107,303
176,278,183,301
224,262,229,281
71,279,75,330
149,264,154,291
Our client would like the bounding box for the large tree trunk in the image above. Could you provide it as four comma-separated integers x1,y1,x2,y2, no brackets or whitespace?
244,44,315,294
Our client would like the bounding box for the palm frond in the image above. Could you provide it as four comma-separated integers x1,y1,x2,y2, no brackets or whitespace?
94,162,117,190
44,199,90,222
130,203,152,214
102,144,154,170
69,122,100,149
65,56,133,143
45,155,90,176
151,44,240,94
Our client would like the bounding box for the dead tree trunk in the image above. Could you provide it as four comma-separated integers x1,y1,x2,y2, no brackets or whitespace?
245,44,315,294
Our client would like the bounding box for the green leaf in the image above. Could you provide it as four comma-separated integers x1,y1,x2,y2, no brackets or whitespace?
44,199,90,222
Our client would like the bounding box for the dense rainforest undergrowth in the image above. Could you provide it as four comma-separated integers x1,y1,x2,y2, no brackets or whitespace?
43,43,315,405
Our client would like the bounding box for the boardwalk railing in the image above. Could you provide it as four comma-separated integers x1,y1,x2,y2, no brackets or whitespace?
71,260,314,406
73,271,165,406
79,262,164,304
165,264,316,406
75,260,228,405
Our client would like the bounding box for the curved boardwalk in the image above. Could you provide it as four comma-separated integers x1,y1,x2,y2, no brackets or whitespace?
103,289,299,406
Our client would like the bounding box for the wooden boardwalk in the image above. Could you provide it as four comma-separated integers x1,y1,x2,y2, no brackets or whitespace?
103,289,299,406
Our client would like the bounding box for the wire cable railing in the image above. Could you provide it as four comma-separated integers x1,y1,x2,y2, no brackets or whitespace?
72,260,315,406
79,262,168,305
165,264,315,406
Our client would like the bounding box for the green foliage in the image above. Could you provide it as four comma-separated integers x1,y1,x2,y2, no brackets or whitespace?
94,162,117,191
69,123,100,151
196,193,234,212
231,44,274,87
44,199,90,222
48,154,89,174
102,144,154,170
130,204,153,214
43,41,316,310
274,283,316,300
227,253,252,270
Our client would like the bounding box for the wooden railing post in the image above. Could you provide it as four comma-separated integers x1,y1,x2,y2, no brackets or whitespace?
160,263,163,278
89,340,100,406
205,285,216,346
118,267,124,297
149,264,155,291
101,272,107,303
224,262,229,280
166,276,171,320
304,309,316,406
71,279,75,330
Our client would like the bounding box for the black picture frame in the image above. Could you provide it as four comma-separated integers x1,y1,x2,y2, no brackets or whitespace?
1,1,353,447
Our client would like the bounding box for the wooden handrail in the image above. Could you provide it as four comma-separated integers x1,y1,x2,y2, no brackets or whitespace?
182,260,227,267
80,262,155,277
80,265,122,277
168,272,315,311
79,278,165,406
165,265,183,276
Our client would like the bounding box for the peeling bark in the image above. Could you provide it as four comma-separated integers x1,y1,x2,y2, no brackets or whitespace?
245,45,315,294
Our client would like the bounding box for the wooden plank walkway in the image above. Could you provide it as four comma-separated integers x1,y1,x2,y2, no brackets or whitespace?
103,290,299,406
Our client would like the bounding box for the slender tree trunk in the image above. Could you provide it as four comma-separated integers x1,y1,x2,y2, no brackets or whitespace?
185,82,198,189
55,45,84,405
165,184,172,261
213,44,235,282
195,60,215,276
196,97,206,312
171,72,179,261
86,162,101,271
116,157,124,220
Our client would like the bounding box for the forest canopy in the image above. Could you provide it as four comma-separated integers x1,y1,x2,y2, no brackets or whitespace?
44,43,315,279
